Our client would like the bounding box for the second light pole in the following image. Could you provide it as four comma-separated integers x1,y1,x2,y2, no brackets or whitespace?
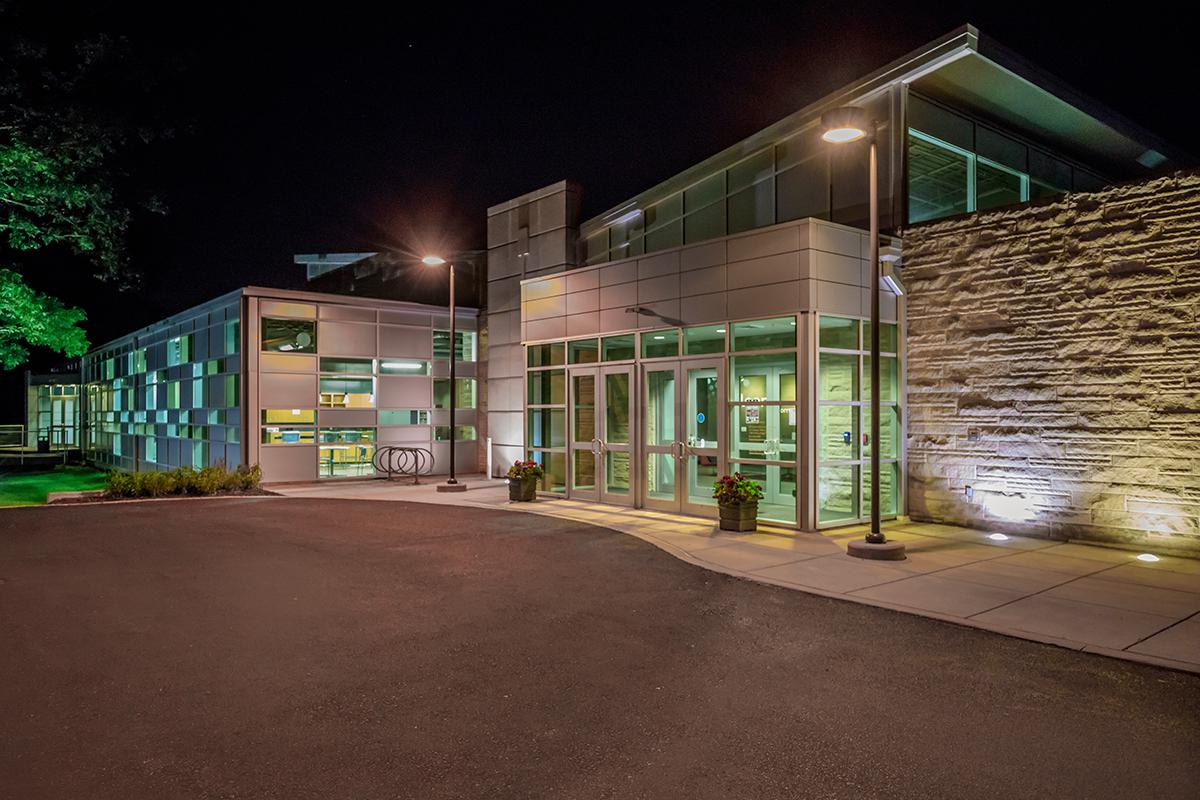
423,254,468,493
820,106,905,560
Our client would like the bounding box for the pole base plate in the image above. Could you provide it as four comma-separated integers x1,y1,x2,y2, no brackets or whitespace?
436,483,469,493
846,539,907,561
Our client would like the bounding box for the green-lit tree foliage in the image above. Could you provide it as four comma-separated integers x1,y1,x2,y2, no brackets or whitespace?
0,268,88,368
1,18,172,367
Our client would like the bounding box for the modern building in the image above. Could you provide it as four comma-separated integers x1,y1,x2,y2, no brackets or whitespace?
483,25,1189,534
82,286,481,482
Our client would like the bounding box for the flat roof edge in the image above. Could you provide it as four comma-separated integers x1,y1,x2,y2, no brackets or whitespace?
487,180,581,216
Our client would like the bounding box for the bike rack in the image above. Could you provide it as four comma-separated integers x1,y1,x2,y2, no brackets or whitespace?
372,445,435,485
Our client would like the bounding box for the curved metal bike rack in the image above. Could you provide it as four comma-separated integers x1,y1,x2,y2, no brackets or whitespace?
373,445,435,485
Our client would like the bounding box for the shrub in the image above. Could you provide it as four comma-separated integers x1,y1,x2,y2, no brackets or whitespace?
103,463,263,499
506,459,544,481
712,472,764,505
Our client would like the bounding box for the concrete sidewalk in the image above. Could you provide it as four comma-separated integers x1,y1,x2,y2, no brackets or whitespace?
274,476,1200,673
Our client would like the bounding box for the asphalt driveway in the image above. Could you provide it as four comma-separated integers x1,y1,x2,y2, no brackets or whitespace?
1,497,1197,799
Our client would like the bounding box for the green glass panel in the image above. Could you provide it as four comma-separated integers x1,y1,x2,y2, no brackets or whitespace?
818,465,860,524
527,450,566,494
683,324,726,355
863,356,899,403
604,372,630,444
731,317,796,351
641,329,679,359
818,405,858,462
819,353,857,402
527,342,565,368
568,339,599,364
862,322,898,354
860,461,899,518
861,405,899,460
645,369,675,446
601,335,635,362
730,353,796,403
819,316,858,350
527,370,565,405
572,374,595,441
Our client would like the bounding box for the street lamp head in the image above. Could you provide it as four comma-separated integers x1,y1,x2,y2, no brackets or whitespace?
820,106,873,144
422,255,447,267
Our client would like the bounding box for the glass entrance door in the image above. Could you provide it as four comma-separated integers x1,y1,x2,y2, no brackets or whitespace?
570,365,634,505
642,359,724,516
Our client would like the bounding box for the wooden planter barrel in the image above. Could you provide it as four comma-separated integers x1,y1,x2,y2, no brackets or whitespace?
508,477,538,502
718,501,758,532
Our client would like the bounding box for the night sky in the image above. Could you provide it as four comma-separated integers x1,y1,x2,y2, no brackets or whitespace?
2,1,1196,416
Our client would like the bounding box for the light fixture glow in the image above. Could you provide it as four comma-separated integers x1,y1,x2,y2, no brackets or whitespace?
382,361,425,370
1136,553,1160,562
822,126,867,143
715,328,725,333
653,335,665,340
988,533,1009,541
422,255,447,266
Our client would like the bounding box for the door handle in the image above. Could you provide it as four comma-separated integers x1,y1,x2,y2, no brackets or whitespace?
591,437,603,455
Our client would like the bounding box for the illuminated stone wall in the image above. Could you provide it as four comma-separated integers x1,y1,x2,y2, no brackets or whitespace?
903,173,1200,552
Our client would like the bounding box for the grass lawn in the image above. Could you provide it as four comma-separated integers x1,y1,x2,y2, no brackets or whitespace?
0,466,108,508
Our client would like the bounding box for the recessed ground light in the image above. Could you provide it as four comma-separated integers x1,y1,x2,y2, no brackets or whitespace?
988,533,1009,541
1136,553,1160,562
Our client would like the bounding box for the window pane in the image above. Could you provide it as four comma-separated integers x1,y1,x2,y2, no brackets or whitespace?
819,316,858,350
379,409,429,425
584,230,609,265
568,339,599,364
318,428,376,478
729,461,796,524
320,357,373,374
728,148,774,192
645,369,675,446
863,356,898,403
819,353,857,402
776,156,828,223
527,370,565,405
729,405,796,461
731,317,796,351
907,130,970,223
262,426,315,444
601,334,635,361
728,179,775,235
435,424,477,442
527,450,566,494
684,202,725,244
262,318,316,353
379,359,431,375
641,329,679,358
527,408,564,448
644,193,682,230
319,377,374,408
262,409,316,424
861,405,899,460
573,374,595,441
434,330,476,361
818,405,858,461
605,372,631,444
644,220,682,253
976,159,1024,211
862,322,898,354
684,173,725,212
730,353,796,403
527,342,565,368
861,461,899,518
434,378,476,409
818,465,859,524
683,324,726,355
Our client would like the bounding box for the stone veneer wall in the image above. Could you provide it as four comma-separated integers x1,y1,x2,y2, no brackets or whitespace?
904,173,1200,553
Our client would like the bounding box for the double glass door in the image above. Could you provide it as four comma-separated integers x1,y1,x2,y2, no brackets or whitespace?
569,365,634,505
642,359,724,516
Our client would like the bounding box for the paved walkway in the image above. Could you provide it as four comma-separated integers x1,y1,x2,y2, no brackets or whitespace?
275,476,1200,673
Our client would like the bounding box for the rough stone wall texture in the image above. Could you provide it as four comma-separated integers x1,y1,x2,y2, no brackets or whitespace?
904,173,1200,553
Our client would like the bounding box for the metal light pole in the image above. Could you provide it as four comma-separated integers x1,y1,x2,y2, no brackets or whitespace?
821,107,905,560
424,255,468,493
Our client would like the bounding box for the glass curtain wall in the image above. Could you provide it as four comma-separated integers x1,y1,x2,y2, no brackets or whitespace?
816,315,901,525
526,342,567,493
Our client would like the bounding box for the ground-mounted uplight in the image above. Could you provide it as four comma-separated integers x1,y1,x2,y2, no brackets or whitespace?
1136,553,1160,562
988,533,1009,541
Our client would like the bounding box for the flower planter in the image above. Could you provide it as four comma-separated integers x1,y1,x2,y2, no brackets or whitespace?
508,476,538,502
718,501,758,532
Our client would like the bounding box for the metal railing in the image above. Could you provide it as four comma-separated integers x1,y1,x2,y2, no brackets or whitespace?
0,424,78,467
372,445,435,485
